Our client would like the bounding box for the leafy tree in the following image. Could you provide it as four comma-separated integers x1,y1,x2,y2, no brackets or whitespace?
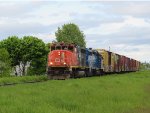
21,36,48,75
46,43,51,52
0,36,49,76
0,36,21,75
27,57,47,75
0,48,11,77
55,23,86,47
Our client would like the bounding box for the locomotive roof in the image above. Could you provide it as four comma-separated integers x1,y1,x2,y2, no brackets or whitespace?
51,42,77,47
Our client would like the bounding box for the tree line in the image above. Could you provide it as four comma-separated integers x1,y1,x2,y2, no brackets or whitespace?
0,23,86,77
140,62,150,70
0,36,49,76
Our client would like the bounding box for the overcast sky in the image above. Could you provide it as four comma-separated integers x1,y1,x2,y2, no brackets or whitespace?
0,1,150,62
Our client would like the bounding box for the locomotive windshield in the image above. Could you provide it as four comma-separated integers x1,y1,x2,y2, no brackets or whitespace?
62,46,68,50
51,46,55,51
50,44,74,52
68,46,74,51
56,46,61,50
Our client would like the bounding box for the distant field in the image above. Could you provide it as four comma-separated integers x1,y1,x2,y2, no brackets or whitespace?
0,71,150,113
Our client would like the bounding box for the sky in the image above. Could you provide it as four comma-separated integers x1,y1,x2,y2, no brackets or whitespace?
0,1,150,62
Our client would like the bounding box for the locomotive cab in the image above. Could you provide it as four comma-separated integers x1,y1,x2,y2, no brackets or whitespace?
48,43,78,67
47,43,78,79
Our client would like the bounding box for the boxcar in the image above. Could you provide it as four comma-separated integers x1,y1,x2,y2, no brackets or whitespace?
97,49,112,73
114,54,121,72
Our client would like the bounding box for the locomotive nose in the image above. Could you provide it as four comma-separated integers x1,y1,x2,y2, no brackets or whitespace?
48,50,68,66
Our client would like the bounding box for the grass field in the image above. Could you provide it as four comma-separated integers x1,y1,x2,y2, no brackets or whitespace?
0,71,150,113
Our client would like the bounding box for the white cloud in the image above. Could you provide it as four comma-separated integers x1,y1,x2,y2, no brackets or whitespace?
110,2,150,17
124,16,149,27
31,33,56,42
23,2,95,25
84,16,150,35
24,14,71,26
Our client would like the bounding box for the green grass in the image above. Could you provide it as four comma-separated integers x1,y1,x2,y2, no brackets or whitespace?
0,71,150,113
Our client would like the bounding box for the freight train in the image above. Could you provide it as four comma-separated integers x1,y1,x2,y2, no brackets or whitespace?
47,42,140,79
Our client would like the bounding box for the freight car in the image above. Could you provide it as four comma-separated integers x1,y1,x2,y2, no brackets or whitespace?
47,42,140,79
96,49,140,73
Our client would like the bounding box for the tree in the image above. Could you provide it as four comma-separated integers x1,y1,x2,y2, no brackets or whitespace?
55,23,86,47
0,36,21,75
27,57,47,75
20,36,48,75
0,36,49,76
0,48,11,77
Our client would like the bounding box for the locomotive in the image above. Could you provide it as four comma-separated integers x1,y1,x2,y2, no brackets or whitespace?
47,42,140,79
47,42,103,79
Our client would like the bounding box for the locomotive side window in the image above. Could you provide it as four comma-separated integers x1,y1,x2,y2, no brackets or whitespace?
62,46,68,50
51,46,55,51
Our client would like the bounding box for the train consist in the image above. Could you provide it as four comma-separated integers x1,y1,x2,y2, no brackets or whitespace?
47,42,140,79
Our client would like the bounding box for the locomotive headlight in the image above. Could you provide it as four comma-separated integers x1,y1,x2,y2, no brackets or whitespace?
64,62,66,65
50,62,53,65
